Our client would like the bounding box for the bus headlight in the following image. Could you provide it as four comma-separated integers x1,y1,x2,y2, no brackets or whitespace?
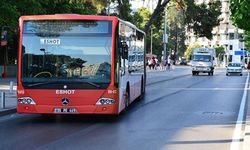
17,97,36,105
96,98,115,105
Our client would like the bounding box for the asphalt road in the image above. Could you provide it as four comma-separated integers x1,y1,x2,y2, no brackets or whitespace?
0,67,248,150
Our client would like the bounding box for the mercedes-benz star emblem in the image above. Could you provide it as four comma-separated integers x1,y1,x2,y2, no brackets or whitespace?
62,98,69,106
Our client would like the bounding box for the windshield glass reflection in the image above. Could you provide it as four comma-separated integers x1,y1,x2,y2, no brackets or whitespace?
193,55,211,62
21,20,112,89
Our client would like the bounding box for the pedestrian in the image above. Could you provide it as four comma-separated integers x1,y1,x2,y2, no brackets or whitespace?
155,58,159,70
247,61,250,72
152,57,156,70
161,56,165,70
167,56,171,70
148,58,152,70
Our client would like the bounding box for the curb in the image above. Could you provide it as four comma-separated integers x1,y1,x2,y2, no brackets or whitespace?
0,108,16,117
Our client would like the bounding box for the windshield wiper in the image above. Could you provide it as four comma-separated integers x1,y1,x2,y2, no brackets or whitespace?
26,81,62,87
25,81,101,88
84,81,101,88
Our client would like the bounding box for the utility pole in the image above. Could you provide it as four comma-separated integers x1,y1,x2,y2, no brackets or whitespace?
151,28,153,54
107,0,110,15
163,10,167,61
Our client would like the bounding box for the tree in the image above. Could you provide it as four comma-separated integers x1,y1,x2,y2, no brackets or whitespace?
214,46,225,61
243,31,250,50
230,0,250,31
0,0,99,65
144,0,171,34
132,8,151,30
185,43,201,60
167,1,186,58
185,0,221,39
116,0,132,21
114,0,171,34
0,0,20,28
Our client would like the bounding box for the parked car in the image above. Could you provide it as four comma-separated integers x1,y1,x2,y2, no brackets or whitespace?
179,58,187,65
226,63,243,76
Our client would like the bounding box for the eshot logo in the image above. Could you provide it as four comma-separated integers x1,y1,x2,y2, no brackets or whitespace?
56,90,75,95
40,39,60,45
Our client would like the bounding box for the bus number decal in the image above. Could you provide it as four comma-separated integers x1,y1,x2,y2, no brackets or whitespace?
108,90,117,94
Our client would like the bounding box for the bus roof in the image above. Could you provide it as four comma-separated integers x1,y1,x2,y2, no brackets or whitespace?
19,14,145,35
19,14,118,21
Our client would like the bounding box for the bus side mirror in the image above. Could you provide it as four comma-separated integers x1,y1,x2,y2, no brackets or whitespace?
189,55,192,60
121,42,128,59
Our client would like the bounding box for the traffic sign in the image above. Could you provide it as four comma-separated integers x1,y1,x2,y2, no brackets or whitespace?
234,50,246,56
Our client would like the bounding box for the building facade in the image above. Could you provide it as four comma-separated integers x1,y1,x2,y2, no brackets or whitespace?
185,0,245,64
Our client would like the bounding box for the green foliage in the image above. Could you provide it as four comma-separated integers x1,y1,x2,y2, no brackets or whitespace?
243,31,250,50
230,0,250,31
0,0,99,64
185,43,201,60
0,0,20,28
131,7,164,55
185,0,221,39
214,46,225,57
0,0,99,29
132,8,151,30
214,46,225,61
116,0,132,21
167,2,186,58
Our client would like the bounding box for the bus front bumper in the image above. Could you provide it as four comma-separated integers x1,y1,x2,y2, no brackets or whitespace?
192,66,212,72
17,104,118,115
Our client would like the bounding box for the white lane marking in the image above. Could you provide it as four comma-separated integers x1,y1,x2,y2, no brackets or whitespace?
160,87,249,91
230,72,249,150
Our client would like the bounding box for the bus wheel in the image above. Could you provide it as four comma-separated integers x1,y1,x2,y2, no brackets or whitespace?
140,77,145,99
125,88,130,111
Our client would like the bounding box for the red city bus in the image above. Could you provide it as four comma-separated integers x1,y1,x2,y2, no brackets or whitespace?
17,14,146,115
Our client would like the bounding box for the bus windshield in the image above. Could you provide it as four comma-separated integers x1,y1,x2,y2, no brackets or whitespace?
193,55,211,62
21,20,112,89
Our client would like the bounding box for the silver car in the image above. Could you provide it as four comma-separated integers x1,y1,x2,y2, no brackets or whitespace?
226,63,243,76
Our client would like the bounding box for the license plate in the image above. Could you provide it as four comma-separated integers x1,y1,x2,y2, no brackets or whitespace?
54,108,77,113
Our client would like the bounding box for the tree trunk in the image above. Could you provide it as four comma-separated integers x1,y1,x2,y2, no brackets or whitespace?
144,0,171,34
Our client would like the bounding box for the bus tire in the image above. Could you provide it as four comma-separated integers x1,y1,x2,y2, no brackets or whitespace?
140,76,145,99
125,84,130,111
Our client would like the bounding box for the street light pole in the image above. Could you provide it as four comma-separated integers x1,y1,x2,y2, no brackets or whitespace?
151,28,153,54
107,0,110,15
163,10,167,60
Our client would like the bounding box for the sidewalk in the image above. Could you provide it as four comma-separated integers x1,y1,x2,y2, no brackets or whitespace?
0,78,17,116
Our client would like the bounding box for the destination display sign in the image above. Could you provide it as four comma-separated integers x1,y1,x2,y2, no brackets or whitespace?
23,20,111,34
